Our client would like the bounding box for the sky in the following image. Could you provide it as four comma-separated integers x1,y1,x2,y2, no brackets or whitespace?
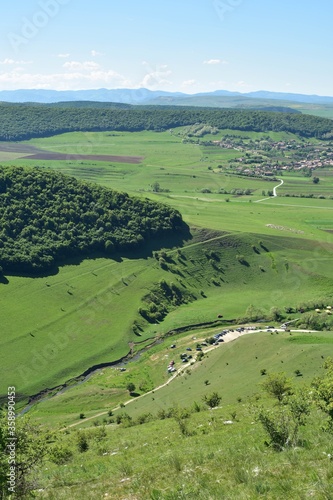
0,0,332,96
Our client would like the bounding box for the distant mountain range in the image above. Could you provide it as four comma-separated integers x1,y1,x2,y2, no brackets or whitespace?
1,88,333,106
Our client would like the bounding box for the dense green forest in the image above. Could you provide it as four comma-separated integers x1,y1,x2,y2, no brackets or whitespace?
0,166,185,274
0,103,332,141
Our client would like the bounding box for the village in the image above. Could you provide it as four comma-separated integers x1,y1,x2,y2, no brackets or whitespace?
209,135,333,179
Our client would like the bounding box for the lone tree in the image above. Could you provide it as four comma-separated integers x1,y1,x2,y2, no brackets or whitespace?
312,176,320,184
126,382,136,395
261,372,293,403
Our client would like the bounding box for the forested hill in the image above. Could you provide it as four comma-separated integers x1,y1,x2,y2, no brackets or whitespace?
0,166,186,274
0,103,332,141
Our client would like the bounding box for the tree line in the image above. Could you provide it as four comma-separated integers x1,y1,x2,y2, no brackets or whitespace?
0,103,332,141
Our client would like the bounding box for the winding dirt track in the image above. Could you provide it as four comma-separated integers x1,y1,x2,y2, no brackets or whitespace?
255,178,284,203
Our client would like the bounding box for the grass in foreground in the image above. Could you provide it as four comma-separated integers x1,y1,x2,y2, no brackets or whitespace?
28,380,333,499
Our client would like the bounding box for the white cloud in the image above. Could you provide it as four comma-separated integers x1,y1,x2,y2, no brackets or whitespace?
140,63,172,88
0,68,131,91
57,53,70,58
90,50,101,57
203,59,228,65
63,60,100,71
0,58,31,65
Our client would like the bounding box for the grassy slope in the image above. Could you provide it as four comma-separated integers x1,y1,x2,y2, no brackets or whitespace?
0,257,167,401
31,329,333,428
2,128,333,496
28,229,333,428
33,333,333,499
3,228,333,406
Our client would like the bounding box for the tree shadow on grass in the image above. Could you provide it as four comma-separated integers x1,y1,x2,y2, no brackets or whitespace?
3,222,192,279
129,392,140,398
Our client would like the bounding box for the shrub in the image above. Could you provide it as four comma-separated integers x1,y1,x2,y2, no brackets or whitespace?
49,445,73,465
203,392,222,409
77,433,89,453
261,372,293,403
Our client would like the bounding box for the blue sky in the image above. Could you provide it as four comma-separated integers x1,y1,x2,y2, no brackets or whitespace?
0,0,332,96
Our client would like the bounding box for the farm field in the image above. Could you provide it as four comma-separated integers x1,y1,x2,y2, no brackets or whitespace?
0,130,291,194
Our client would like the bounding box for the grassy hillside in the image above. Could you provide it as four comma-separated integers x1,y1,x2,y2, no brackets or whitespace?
29,327,333,428
14,228,332,426
17,333,333,499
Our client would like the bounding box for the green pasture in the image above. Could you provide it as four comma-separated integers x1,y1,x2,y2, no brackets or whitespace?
4,130,331,211
9,129,331,217
0,256,168,402
148,191,333,243
278,171,333,197
26,230,333,427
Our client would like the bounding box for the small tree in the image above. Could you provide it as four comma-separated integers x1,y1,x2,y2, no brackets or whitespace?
126,382,136,395
312,176,320,184
196,351,204,361
77,432,89,453
256,389,310,450
261,372,293,403
270,306,283,322
203,392,221,409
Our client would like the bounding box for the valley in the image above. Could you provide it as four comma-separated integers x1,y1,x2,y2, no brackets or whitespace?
1,107,333,498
